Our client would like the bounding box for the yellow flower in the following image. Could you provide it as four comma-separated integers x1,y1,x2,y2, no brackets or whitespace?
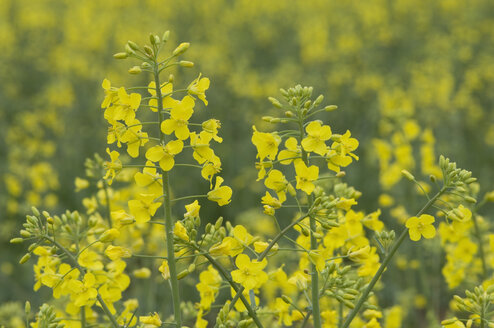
159,260,170,280
128,194,162,224
99,228,120,242
103,148,122,185
74,177,89,191
202,119,223,143
252,126,281,161
187,73,210,106
145,139,184,171
196,265,222,310
190,131,215,164
133,268,151,279
69,272,98,307
139,312,162,327
104,245,132,261
302,121,332,155
264,169,289,202
119,118,149,158
184,200,201,219
405,214,436,241
174,221,189,241
294,161,319,195
134,162,163,196
209,236,243,257
261,191,282,209
231,254,268,290
278,137,301,165
207,176,232,206
161,95,195,140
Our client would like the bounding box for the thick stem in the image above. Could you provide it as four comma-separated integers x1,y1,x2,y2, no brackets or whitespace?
341,187,447,328
153,66,182,326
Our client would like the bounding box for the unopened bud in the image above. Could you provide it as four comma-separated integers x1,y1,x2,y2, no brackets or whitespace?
128,66,142,74
19,253,31,264
127,41,139,50
10,238,24,244
314,95,324,106
465,196,477,204
401,169,415,181
31,207,40,217
336,171,346,178
177,270,189,280
172,42,190,56
113,52,128,59
268,97,282,108
20,230,31,238
179,61,194,67
168,74,174,83
25,301,31,315
429,175,436,183
325,105,338,111
162,31,170,42
99,228,120,242
281,295,292,304
188,263,196,273
284,111,293,117
143,45,154,57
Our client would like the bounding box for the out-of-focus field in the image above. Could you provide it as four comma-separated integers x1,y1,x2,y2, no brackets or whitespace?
1,0,493,326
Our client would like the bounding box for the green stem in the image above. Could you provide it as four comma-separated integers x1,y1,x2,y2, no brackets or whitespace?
153,64,182,326
199,251,264,328
298,113,321,328
472,212,487,279
341,187,447,328
81,307,86,328
43,236,119,328
102,180,112,228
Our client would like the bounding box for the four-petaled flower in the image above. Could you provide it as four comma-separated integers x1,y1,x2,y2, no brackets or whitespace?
406,214,436,241
231,254,268,290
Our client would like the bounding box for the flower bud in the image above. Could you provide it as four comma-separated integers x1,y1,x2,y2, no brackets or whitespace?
113,52,128,59
314,95,324,106
127,41,139,50
325,105,338,111
144,45,154,57
99,228,120,242
172,42,190,56
177,269,189,280
25,301,31,315
268,97,282,108
20,230,31,238
162,30,170,42
10,238,23,244
281,295,292,304
19,253,31,264
128,66,142,74
179,61,194,67
401,169,415,181
150,33,160,45
31,207,40,217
